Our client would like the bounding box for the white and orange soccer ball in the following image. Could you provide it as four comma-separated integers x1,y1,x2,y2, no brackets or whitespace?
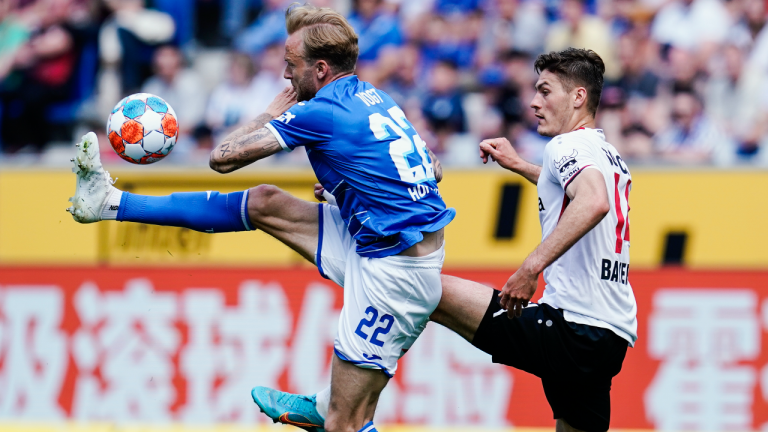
106,93,179,164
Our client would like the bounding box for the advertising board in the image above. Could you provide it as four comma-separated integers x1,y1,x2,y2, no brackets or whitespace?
0,267,767,430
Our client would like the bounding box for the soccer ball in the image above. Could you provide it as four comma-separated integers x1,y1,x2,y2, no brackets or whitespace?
106,93,179,164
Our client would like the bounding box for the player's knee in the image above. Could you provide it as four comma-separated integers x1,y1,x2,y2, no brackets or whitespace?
247,184,283,220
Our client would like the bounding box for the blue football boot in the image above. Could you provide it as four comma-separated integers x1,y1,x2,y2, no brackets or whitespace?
251,386,326,432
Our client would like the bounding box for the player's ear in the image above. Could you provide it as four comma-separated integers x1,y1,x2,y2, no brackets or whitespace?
316,60,330,79
573,87,588,110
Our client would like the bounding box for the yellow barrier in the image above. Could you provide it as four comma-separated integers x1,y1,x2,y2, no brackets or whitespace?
1,167,767,268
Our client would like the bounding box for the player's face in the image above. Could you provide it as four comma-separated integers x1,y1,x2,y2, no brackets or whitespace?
283,32,319,102
530,70,573,137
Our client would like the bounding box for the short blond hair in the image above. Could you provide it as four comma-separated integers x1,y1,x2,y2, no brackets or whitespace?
285,3,359,73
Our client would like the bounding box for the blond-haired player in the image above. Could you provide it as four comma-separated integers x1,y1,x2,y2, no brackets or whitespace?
67,5,453,432
262,48,636,432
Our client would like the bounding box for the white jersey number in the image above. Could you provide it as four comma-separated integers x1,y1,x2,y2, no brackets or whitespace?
369,107,434,184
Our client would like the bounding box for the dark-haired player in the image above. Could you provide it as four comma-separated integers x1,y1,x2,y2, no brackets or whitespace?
260,48,636,432
436,47,636,432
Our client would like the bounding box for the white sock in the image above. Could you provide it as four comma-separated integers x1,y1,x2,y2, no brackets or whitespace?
101,188,123,220
315,386,330,419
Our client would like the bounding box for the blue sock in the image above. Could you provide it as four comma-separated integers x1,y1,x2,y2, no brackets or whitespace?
357,422,377,432
116,190,253,233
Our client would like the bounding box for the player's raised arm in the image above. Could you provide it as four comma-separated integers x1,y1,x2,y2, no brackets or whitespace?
209,87,297,173
479,137,541,185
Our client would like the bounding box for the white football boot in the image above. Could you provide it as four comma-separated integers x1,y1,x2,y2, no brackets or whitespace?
67,132,119,223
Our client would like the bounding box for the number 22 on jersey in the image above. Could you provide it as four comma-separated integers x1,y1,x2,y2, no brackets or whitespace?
369,107,435,184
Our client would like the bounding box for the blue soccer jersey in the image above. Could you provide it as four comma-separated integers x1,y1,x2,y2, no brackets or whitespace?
264,76,455,258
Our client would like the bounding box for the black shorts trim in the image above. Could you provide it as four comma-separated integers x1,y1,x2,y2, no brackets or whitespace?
471,290,628,432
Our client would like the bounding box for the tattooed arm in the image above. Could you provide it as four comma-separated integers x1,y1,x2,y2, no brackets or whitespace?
429,148,443,183
210,87,297,173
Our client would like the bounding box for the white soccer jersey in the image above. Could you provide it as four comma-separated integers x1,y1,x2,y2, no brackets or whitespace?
536,128,638,345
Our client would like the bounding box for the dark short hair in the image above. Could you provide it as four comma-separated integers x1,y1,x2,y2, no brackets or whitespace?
435,58,459,70
499,49,531,63
534,48,605,116
672,82,698,96
672,82,702,106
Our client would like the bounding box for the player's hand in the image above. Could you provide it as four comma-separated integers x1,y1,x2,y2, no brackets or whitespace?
265,87,298,118
314,183,326,202
499,267,538,319
479,137,520,171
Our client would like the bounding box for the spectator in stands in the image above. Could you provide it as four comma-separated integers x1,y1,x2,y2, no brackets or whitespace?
492,50,532,132
613,33,660,99
599,0,639,38
477,0,547,65
607,31,668,136
746,0,768,70
234,0,288,56
142,45,206,147
0,0,84,152
249,43,293,114
0,0,31,82
730,0,765,48
434,0,481,15
650,0,730,59
99,0,175,95
654,85,735,164
596,84,654,161
510,86,549,165
706,41,766,160
205,52,258,144
422,59,466,153
466,69,504,141
0,0,764,166
666,45,706,91
622,124,655,161
381,42,427,107
206,46,290,144
546,0,619,79
348,0,403,63
390,0,434,41
421,12,478,70
596,85,628,148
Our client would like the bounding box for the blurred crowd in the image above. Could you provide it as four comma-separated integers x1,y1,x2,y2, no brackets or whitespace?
2,0,768,166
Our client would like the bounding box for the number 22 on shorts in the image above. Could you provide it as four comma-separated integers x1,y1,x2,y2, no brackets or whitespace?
355,306,395,347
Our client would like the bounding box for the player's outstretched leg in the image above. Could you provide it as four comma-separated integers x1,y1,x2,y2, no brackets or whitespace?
251,387,326,432
67,132,254,231
66,133,320,257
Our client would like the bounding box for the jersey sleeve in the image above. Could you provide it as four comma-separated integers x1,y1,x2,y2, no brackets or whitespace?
546,137,602,190
265,98,333,152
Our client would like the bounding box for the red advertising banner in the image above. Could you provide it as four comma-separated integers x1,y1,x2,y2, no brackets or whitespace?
0,267,766,430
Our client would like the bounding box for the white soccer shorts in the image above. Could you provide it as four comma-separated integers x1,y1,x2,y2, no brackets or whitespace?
316,203,444,376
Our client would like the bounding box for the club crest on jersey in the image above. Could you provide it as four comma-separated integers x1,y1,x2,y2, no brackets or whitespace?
555,150,580,182
555,150,578,174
